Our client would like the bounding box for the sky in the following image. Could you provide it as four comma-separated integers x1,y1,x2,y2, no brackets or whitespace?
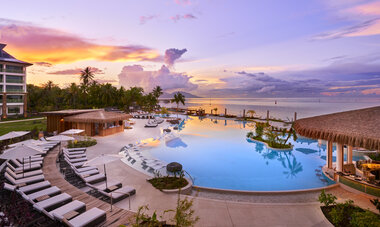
1,0,380,97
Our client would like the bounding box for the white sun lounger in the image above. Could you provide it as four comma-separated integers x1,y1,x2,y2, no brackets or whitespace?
65,157,87,163
87,180,122,191
63,207,106,227
50,200,86,221
71,165,97,173
10,159,41,171
5,172,44,186
64,150,85,155
66,148,87,151
64,153,86,159
76,169,99,178
98,186,136,202
26,186,61,201
3,183,16,192
33,193,72,211
18,156,44,163
69,161,86,168
16,159,43,165
18,181,51,194
81,173,106,184
6,166,43,179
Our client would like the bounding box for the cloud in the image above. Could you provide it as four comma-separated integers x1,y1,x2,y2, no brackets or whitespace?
95,78,118,84
48,67,104,75
164,48,187,66
207,56,380,97
312,18,380,40
140,15,158,25
118,64,197,92
170,14,197,22
0,18,160,64
174,0,191,6
313,1,380,40
33,62,53,67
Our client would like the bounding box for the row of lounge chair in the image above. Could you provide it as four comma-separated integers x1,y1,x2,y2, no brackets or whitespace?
121,144,167,172
63,148,136,204
3,144,107,227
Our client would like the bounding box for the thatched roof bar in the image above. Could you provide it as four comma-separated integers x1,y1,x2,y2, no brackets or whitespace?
64,110,130,124
294,106,380,150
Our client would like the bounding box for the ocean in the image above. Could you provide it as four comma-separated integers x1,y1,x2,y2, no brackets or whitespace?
161,97,380,120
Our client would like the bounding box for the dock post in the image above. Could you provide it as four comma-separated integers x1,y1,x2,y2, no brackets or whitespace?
266,110,269,120
294,112,297,122
243,109,245,118
225,108,227,116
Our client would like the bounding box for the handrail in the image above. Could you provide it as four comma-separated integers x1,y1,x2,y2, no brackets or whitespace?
184,170,195,184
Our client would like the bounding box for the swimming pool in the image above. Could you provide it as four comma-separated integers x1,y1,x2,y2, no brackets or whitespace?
141,116,364,191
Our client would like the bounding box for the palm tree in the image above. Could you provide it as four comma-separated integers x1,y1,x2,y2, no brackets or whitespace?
247,110,256,118
171,92,186,118
213,107,218,116
80,67,95,88
152,86,163,99
67,83,80,108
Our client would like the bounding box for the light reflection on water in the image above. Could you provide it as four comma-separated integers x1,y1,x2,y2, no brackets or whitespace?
145,116,365,191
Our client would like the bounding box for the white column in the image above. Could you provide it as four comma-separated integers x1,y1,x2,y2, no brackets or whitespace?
347,146,353,164
327,141,333,169
336,143,344,172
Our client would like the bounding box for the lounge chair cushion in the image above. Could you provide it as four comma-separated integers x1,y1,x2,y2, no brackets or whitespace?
3,183,16,191
33,193,72,211
82,174,106,184
50,200,86,221
6,167,43,179
72,166,97,173
5,172,44,185
27,186,61,201
18,181,51,194
67,207,106,227
88,180,122,191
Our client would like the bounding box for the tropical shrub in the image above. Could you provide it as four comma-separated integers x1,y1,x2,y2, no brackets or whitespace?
68,138,97,148
350,210,380,227
318,190,337,207
371,199,380,213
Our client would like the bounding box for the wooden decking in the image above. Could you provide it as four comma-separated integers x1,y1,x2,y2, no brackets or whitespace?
42,147,135,226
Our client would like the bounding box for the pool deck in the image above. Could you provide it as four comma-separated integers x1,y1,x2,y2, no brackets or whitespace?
85,118,378,226
42,146,135,226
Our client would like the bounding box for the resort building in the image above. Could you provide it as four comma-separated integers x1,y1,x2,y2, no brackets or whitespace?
294,106,380,197
43,109,130,136
0,43,32,119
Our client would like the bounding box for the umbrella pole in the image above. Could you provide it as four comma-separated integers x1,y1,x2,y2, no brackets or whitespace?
104,164,108,189
23,160,25,178
110,192,113,212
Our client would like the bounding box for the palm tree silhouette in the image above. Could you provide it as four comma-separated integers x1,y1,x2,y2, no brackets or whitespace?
171,92,186,118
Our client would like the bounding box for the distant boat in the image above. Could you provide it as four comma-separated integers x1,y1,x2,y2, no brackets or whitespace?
275,100,277,104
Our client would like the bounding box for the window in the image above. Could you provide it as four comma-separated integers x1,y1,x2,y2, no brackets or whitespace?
6,75,24,83
0,75,3,82
0,64,3,72
7,95,23,103
0,95,3,102
0,85,3,92
6,85,24,93
8,106,20,114
6,65,23,73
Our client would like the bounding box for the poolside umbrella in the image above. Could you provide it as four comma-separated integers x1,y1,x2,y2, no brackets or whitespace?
46,135,75,152
0,144,43,177
0,131,30,141
60,129,85,135
83,154,123,211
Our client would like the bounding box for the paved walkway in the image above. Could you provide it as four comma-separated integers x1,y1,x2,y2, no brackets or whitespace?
85,119,378,227
0,117,45,124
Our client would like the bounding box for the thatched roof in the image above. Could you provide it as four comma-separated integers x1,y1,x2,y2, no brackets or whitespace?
64,110,130,123
294,106,380,150
42,109,99,116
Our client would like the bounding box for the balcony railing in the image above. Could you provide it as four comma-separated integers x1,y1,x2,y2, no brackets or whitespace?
6,79,24,84
7,99,23,103
5,69,24,74
6,89,25,93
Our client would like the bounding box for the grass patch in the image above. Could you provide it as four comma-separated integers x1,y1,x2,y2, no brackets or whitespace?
0,119,46,136
148,177,188,190
68,138,97,148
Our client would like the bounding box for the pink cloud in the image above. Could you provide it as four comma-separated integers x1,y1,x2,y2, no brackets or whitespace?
174,0,191,6
48,67,104,75
0,19,160,64
139,15,158,25
361,88,380,95
170,14,197,22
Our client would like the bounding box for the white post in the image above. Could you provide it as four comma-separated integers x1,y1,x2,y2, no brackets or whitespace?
336,143,344,172
327,141,333,169
347,146,353,164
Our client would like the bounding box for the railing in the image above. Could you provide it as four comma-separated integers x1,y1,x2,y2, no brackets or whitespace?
6,99,23,103
6,89,25,93
5,69,24,74
6,79,24,84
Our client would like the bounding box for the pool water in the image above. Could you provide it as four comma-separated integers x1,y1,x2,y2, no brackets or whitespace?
144,116,363,191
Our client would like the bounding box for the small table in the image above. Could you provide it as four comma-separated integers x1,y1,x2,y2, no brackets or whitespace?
16,183,27,187
81,174,91,178
107,185,118,192
35,195,50,202
63,210,79,220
